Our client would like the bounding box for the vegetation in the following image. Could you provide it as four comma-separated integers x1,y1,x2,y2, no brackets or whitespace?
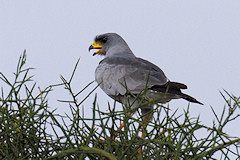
0,51,239,159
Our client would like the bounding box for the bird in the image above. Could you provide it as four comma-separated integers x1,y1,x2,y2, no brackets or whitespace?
89,33,203,137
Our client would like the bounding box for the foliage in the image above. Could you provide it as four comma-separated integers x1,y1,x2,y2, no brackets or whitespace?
0,51,239,159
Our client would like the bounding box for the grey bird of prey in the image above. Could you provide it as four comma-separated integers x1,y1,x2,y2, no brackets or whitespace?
89,33,203,119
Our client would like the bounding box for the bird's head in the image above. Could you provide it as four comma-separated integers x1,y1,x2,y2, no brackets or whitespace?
89,33,133,56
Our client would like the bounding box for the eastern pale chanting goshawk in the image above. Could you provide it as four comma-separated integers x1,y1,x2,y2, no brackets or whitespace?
89,33,203,119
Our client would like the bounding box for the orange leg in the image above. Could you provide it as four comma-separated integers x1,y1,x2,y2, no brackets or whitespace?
99,138,105,142
114,113,148,139
99,122,125,142
138,115,149,153
113,121,125,139
111,113,151,155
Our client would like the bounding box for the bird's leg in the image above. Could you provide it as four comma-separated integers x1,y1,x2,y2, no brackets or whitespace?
113,95,135,139
113,121,125,139
141,115,149,137
99,138,105,142
138,112,152,153
113,110,135,139
99,121,125,142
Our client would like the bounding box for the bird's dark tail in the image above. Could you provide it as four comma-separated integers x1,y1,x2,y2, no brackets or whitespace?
150,82,203,105
180,93,203,105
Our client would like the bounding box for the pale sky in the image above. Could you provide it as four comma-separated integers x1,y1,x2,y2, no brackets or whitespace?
1,0,240,147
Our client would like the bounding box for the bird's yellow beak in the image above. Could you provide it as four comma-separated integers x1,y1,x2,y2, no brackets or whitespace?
89,42,103,56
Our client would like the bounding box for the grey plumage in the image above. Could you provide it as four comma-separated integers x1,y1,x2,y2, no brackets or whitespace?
89,33,203,118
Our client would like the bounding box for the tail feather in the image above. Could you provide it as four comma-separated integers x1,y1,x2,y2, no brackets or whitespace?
150,82,203,105
180,93,203,105
168,81,187,89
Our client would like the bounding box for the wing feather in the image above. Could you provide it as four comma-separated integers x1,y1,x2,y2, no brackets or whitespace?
95,55,168,96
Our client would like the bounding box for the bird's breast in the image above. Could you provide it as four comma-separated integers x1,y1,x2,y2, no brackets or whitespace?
95,63,127,96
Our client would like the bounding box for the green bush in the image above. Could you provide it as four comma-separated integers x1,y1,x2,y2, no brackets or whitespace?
0,51,239,159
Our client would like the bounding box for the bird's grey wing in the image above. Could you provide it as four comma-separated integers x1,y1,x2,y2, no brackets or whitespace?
95,55,168,96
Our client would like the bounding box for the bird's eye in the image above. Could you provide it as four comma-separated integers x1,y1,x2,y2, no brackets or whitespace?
102,37,108,43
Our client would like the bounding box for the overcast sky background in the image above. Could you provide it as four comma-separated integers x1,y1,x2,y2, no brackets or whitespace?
1,1,240,152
